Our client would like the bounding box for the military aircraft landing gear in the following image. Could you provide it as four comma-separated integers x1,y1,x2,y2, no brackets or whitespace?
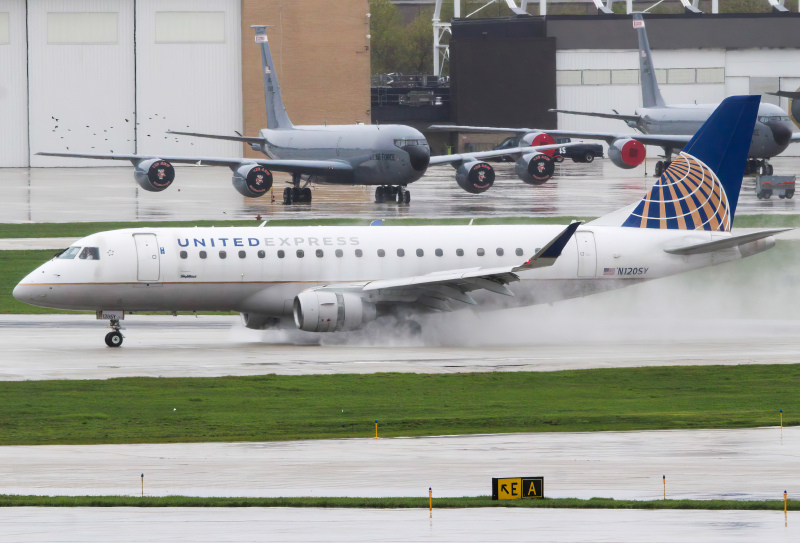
374,185,410,204
654,160,671,177
746,159,773,176
283,175,312,205
104,319,123,347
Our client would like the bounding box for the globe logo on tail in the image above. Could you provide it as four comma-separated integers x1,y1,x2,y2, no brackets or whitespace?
622,152,731,232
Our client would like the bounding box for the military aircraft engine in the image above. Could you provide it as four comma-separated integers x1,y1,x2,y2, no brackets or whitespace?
232,164,273,197
456,161,495,193
519,132,556,156
240,312,281,330
134,158,175,192
293,291,377,333
515,152,555,185
608,138,646,169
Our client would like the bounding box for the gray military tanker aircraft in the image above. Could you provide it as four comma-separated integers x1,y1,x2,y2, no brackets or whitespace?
431,13,799,178
39,26,567,206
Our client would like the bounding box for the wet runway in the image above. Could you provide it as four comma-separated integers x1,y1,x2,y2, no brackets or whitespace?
1,157,799,223
3,507,796,542
1,427,797,500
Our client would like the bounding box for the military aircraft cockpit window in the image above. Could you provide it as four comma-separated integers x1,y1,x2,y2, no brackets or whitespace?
477,248,485,256
78,247,100,260
516,248,523,256
180,251,188,259
456,249,464,257
393,138,428,148
58,247,81,259
497,136,516,149
258,250,266,258
238,251,246,259
316,249,324,258
219,251,227,259
760,116,792,123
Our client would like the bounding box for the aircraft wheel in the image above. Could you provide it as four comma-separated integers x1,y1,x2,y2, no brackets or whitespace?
404,191,411,204
105,331,123,348
396,189,403,204
767,164,774,176
654,161,664,177
375,186,384,203
301,187,312,203
787,190,795,199
292,187,301,202
584,152,594,163
283,187,293,205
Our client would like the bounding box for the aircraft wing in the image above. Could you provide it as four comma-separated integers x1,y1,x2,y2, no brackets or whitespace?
548,109,641,123
310,222,580,309
35,152,352,176
428,143,579,165
166,130,266,145
428,125,690,148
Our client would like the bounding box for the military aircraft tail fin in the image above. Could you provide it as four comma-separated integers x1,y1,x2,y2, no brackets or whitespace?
633,14,666,109
251,25,293,130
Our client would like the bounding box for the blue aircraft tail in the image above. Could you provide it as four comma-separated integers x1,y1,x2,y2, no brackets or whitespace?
621,95,759,232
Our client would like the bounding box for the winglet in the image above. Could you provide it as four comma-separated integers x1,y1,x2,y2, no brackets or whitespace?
514,221,581,271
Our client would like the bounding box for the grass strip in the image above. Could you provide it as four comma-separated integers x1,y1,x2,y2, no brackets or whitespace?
0,365,796,446
0,495,797,510
0,214,796,238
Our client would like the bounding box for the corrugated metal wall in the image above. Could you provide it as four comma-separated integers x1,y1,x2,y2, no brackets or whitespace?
28,0,136,167
0,1,29,167
135,0,241,159
1,0,241,168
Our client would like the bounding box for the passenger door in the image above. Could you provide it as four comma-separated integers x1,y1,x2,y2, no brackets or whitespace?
133,234,160,281
575,231,597,277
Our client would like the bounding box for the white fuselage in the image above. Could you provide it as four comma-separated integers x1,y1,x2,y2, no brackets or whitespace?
13,225,771,326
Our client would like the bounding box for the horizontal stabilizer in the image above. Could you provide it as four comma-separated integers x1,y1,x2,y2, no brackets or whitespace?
664,228,791,255
767,91,800,100
166,131,266,145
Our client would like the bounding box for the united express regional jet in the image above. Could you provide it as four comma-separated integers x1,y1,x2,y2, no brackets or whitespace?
38,26,565,205
16,96,787,347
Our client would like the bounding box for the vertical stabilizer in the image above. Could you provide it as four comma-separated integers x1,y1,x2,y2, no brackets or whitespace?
252,25,293,130
621,96,760,231
633,14,666,109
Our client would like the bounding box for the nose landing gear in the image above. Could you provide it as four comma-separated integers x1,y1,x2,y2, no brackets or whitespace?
105,319,124,347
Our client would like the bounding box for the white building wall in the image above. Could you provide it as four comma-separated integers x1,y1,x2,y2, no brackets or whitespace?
0,1,29,167
556,48,800,156
135,0,242,159
28,0,136,167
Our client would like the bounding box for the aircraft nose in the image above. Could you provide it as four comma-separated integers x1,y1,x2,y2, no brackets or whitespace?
766,121,793,147
403,144,430,172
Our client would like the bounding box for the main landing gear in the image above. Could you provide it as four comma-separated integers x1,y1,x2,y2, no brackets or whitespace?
745,159,774,176
375,185,410,204
105,319,124,347
283,174,312,205
654,160,672,177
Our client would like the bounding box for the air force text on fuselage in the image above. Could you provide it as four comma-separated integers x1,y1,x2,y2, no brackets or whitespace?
176,236,362,248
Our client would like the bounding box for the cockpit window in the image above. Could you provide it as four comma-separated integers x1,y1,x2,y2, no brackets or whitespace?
759,116,791,123
58,247,81,259
394,138,428,148
78,247,100,260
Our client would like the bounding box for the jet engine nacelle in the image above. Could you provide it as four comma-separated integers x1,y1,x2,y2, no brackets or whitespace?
456,161,495,193
608,138,646,169
232,164,273,197
515,153,555,185
240,312,281,330
519,132,556,156
293,291,377,333
134,158,175,192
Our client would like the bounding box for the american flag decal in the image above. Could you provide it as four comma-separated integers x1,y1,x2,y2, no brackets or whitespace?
603,268,615,276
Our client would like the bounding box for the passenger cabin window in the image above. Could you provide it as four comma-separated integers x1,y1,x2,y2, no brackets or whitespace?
79,247,100,260
199,251,207,259
258,250,265,258
355,249,363,258
238,250,246,259
58,247,81,259
316,249,324,258
219,250,227,259
377,249,385,257
416,249,424,257
278,250,285,258
515,248,523,256
496,248,504,256
296,250,304,258
335,249,343,258
397,248,405,257
477,248,485,256
180,251,188,259
456,248,464,257
435,249,443,257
